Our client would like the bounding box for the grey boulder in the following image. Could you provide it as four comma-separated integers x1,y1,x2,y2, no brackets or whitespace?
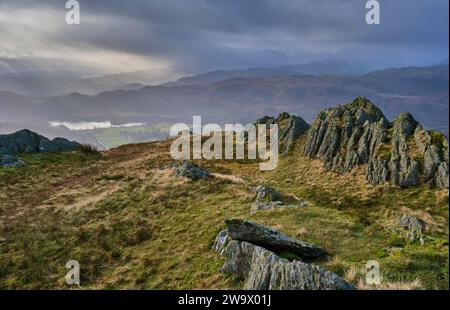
225,219,326,259
251,185,306,212
172,161,210,180
397,214,425,242
213,231,353,290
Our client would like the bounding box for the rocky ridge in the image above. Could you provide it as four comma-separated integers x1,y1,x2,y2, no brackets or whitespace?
302,97,449,188
256,112,310,156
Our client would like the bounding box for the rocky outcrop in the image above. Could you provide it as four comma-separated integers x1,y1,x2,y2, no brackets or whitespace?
0,155,24,167
303,97,449,188
0,129,80,167
251,185,306,212
213,227,354,290
172,161,210,180
257,113,309,156
225,219,326,259
252,185,283,211
396,215,425,242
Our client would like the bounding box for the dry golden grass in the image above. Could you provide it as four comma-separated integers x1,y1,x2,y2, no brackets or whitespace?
344,265,359,283
358,278,423,290
0,135,448,290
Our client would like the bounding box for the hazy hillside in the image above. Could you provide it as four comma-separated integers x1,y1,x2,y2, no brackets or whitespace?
0,59,367,96
0,69,178,97
169,59,369,86
1,65,447,129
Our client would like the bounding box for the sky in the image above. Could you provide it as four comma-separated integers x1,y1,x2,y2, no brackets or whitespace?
0,0,448,79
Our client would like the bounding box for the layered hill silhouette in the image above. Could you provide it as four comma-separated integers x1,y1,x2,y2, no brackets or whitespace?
1,65,448,131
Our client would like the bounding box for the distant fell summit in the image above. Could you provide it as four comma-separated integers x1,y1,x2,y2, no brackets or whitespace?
0,129,80,167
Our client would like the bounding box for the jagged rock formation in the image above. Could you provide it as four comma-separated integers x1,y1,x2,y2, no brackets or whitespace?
172,161,210,180
256,112,310,156
251,185,306,212
213,225,354,290
303,97,449,188
225,219,326,259
0,129,80,167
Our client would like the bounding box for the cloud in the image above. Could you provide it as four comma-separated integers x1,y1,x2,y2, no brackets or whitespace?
0,0,448,77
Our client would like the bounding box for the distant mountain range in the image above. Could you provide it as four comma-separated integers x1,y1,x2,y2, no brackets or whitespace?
166,59,370,86
0,69,179,97
0,63,448,138
0,59,370,97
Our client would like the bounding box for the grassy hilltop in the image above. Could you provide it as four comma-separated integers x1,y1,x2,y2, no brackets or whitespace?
0,131,448,289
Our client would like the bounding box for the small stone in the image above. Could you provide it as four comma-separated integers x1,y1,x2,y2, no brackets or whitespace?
251,185,306,212
397,215,425,242
172,161,210,180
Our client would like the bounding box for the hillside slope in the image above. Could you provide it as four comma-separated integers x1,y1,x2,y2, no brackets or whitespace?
0,101,448,290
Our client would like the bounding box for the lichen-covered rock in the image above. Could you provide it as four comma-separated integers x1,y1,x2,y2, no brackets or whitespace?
304,97,387,174
303,97,449,189
257,113,309,156
396,215,425,242
435,162,449,189
212,230,229,255
277,113,310,156
388,113,420,187
252,185,283,211
225,219,326,259
172,161,210,180
367,158,390,184
251,185,306,212
254,185,282,203
221,240,256,277
213,231,354,290
421,133,449,188
267,258,354,290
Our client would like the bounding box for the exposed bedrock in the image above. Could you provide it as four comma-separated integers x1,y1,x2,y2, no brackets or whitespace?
303,97,448,188
212,225,354,290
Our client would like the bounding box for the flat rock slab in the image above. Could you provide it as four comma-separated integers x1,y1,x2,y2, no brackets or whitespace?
225,219,326,259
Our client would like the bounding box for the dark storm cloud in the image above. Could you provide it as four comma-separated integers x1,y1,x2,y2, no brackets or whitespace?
0,0,448,75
